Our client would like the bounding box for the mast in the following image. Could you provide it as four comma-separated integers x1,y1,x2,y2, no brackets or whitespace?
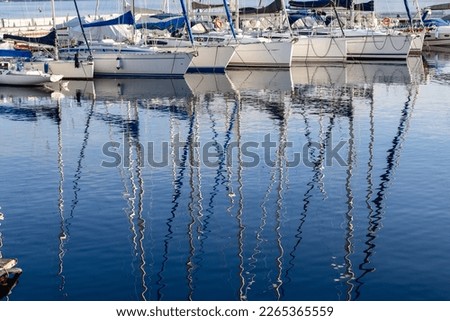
180,0,195,44
403,0,413,28
223,0,237,39
51,0,59,60
350,0,355,28
131,0,136,43
72,0,93,58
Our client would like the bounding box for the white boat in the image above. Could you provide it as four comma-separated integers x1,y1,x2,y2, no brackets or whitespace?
0,61,63,86
59,41,195,78
23,58,94,79
397,29,425,55
1,0,95,79
178,44,235,73
145,36,236,73
423,18,450,47
334,29,414,60
188,31,293,68
229,39,293,68
292,35,347,63
140,14,236,72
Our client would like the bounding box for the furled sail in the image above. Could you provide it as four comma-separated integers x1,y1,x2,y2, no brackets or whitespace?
135,14,186,33
2,29,56,47
82,11,134,28
191,1,225,10
288,0,332,9
426,3,450,11
239,0,284,15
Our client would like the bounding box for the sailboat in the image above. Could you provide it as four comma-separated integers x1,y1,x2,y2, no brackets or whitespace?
289,0,416,60
421,3,450,47
2,0,94,79
239,0,348,62
141,4,236,73
188,0,294,68
58,6,194,77
0,60,62,85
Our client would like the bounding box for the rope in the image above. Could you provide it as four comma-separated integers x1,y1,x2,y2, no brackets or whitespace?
372,32,389,51
389,34,410,52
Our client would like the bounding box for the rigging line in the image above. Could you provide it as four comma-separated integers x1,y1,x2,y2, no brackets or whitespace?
186,99,200,301
283,98,336,285
273,101,289,300
131,101,148,301
68,100,95,222
235,98,245,301
372,86,415,212
343,102,355,301
156,98,196,300
202,95,239,244
355,84,417,300
193,95,219,267
124,101,141,299
58,98,95,294
245,115,276,299
187,160,196,301
56,99,66,293
353,87,376,300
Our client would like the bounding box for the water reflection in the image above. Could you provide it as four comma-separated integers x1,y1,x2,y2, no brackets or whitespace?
1,56,442,300
0,213,22,300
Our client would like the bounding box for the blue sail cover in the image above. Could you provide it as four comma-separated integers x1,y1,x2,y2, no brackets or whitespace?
239,0,283,15
83,11,134,28
135,14,186,33
0,49,33,59
289,0,331,9
3,29,56,47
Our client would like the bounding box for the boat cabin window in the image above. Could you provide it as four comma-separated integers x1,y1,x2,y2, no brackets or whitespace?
0,62,10,70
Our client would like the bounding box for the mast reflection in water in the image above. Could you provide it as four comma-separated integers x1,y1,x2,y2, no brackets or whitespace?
1,57,450,301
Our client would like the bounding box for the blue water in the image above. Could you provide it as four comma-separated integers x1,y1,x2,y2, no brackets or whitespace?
1,54,450,301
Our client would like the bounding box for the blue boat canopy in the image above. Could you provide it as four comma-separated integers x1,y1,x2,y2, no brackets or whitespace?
135,14,186,33
83,11,134,28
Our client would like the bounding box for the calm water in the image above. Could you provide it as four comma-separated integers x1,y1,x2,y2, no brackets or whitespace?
1,54,450,301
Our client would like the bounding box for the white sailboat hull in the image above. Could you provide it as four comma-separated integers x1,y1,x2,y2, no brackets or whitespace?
188,45,235,73
228,41,293,68
146,35,236,72
91,51,193,77
424,26,450,47
409,32,425,55
60,45,195,78
23,60,94,79
292,36,347,63
345,34,412,60
0,69,62,86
